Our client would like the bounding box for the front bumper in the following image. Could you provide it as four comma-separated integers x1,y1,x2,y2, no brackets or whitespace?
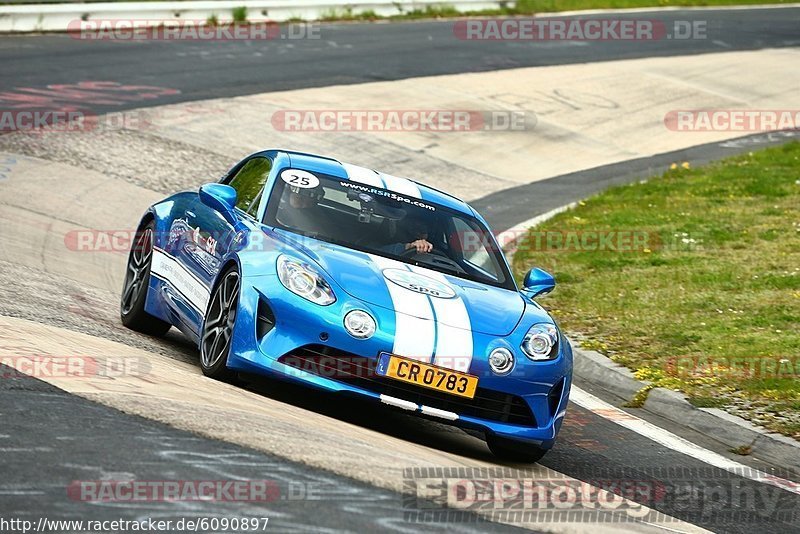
226,274,573,449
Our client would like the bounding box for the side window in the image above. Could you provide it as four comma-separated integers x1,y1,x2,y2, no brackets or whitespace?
227,157,272,215
452,217,495,274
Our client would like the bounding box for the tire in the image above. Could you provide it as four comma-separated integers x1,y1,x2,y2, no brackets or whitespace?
486,434,549,464
120,221,172,336
199,266,240,381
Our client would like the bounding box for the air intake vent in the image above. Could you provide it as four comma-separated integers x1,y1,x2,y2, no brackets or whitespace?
548,378,565,417
256,297,276,339
279,345,537,427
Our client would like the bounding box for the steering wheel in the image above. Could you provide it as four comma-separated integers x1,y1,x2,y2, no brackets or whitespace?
401,244,434,257
401,243,448,257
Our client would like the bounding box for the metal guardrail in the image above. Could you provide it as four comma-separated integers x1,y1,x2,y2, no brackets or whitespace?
0,0,509,33
0,0,138,3
0,0,506,8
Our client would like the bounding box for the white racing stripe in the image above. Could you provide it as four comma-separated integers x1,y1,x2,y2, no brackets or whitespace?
368,254,435,362
342,162,384,188
380,173,422,199
409,265,473,373
150,248,210,313
571,386,800,496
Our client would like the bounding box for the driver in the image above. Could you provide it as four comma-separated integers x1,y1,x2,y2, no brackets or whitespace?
381,218,435,256
277,185,327,234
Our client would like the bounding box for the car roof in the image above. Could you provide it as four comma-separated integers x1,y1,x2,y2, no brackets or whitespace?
263,149,475,217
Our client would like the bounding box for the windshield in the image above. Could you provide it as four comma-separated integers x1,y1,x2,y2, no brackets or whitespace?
263,168,515,290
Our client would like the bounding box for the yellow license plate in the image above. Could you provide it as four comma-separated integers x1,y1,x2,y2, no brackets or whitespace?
378,354,478,399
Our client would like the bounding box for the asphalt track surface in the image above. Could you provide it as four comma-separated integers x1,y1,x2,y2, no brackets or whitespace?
473,130,800,231
0,365,529,533
1,8,800,115
2,7,800,534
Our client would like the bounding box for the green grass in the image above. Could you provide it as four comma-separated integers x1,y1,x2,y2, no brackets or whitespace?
231,6,247,23
513,143,800,439
319,8,383,22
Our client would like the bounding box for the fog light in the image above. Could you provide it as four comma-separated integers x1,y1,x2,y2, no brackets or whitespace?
344,310,376,339
489,347,514,375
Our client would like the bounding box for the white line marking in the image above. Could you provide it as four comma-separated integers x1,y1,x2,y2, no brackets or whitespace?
570,387,800,496
637,520,703,534
496,202,577,257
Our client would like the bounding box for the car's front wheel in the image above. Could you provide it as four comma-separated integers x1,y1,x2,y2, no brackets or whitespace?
486,434,549,463
120,221,172,336
200,266,240,381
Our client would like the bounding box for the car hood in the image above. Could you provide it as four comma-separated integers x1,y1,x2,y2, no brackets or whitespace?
296,240,526,336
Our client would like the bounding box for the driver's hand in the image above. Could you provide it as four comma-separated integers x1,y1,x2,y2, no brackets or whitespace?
406,239,433,253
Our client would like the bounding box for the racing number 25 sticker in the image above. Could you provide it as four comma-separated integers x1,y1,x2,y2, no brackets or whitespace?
280,168,319,189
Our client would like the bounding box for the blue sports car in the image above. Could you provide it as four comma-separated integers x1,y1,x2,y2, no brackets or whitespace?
121,149,572,462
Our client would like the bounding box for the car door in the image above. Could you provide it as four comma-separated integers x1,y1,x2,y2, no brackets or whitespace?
178,156,274,334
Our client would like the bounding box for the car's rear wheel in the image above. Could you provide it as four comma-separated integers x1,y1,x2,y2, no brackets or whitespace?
200,266,240,381
120,221,172,336
486,434,549,463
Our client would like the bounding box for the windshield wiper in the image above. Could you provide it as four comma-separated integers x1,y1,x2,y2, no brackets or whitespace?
413,259,463,278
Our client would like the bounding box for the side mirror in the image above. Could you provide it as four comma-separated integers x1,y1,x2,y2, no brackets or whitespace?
521,267,555,298
199,183,237,219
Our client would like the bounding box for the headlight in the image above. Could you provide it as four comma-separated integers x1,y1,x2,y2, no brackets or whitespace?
343,310,376,339
488,347,514,375
521,323,559,361
277,255,335,305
